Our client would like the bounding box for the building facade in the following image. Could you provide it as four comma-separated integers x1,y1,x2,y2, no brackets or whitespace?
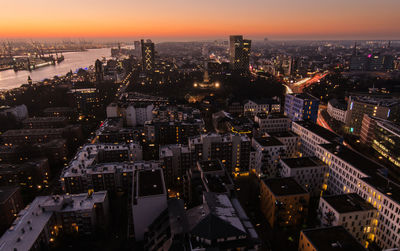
318,193,377,246
327,99,347,123
189,133,251,174
284,93,319,123
229,35,251,71
260,177,310,228
280,157,328,197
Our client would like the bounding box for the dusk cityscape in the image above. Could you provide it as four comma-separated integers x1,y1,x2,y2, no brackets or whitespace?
1,1,400,251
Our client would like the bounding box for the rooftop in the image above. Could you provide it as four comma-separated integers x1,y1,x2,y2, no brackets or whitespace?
262,177,308,196
287,93,319,101
246,98,280,105
328,99,347,111
187,192,247,241
320,143,400,204
2,128,65,137
0,186,19,204
189,133,250,145
43,107,76,113
294,120,341,142
0,158,48,174
361,174,400,206
61,143,143,178
254,136,284,147
137,169,165,197
198,160,224,172
0,191,107,251
268,131,298,138
159,144,191,158
255,113,288,119
23,117,68,123
350,95,400,107
302,226,366,251
281,157,325,169
322,193,376,214
320,143,383,176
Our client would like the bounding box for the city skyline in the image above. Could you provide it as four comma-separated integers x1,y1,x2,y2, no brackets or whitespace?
1,0,400,40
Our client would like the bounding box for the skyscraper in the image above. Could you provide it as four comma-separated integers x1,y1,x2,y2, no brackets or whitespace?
229,35,251,71
134,40,141,57
141,39,155,71
94,59,103,82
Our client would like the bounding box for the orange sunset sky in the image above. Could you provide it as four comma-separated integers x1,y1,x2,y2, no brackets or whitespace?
1,0,400,40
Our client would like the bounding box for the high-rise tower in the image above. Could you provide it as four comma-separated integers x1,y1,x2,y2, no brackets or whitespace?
141,39,155,72
229,35,251,72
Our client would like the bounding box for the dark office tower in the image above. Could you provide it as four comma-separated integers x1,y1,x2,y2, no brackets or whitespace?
95,59,103,82
141,39,155,71
134,40,141,57
229,35,251,71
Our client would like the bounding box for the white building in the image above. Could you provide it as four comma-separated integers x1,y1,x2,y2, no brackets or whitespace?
267,131,300,158
106,102,153,126
251,137,286,177
188,133,251,173
132,168,167,241
60,143,147,193
291,120,342,157
318,193,377,247
294,120,400,248
314,143,400,249
280,157,328,196
0,191,108,251
0,104,28,121
327,99,347,123
243,99,280,116
284,93,319,123
254,113,291,134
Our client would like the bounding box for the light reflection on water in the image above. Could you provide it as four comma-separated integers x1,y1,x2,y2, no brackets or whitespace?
0,48,110,90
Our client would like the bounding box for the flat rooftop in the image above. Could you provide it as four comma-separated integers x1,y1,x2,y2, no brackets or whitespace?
321,143,400,204
159,145,191,158
328,99,347,110
247,98,280,105
2,128,64,136
361,174,400,206
322,193,375,214
0,158,48,174
198,160,223,172
350,95,399,107
320,143,383,176
255,113,288,119
0,186,19,204
0,191,107,251
254,137,284,147
281,157,325,169
262,177,308,196
61,143,142,178
294,120,341,142
268,131,298,138
138,169,165,197
302,226,366,251
43,107,76,112
23,117,68,123
287,93,319,101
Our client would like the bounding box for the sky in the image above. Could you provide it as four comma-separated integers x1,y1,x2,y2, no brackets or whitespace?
1,0,400,41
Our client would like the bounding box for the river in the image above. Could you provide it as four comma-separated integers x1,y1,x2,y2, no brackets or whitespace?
0,47,111,90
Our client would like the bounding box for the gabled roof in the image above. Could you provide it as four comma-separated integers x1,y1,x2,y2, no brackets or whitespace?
190,213,246,240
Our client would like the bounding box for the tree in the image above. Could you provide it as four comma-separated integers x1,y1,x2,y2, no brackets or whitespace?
323,211,336,226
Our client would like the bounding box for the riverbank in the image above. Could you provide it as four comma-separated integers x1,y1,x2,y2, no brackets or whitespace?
0,47,111,90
